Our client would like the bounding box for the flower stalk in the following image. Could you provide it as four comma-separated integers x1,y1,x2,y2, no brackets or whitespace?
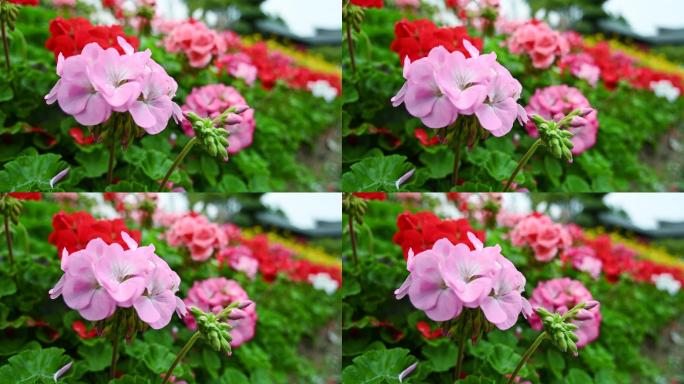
503,138,542,192
0,0,18,71
506,331,547,384
3,213,13,270
158,137,198,191
1,17,8,71
106,137,116,186
342,193,367,270
454,326,467,383
161,332,201,384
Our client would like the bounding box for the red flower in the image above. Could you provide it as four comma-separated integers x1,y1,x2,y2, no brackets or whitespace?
69,127,95,145
72,320,98,339
45,17,139,60
390,19,483,63
392,211,485,259
8,193,42,200
351,0,383,8
416,321,443,339
8,0,39,5
48,211,141,256
353,193,387,201
414,128,440,146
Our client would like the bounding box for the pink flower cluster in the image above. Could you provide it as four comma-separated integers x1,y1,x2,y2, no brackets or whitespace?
45,37,182,133
183,277,256,347
49,232,186,328
506,20,569,69
162,20,226,68
217,246,259,280
165,214,227,261
559,53,600,87
215,53,258,85
527,278,601,347
510,214,571,262
392,41,527,136
524,85,599,155
181,84,255,154
564,246,602,280
395,233,532,329
395,0,420,9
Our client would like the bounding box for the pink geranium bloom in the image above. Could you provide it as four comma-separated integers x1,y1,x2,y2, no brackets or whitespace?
441,240,494,306
393,47,458,129
50,240,117,321
480,267,527,330
92,242,150,304
436,51,488,112
408,241,463,321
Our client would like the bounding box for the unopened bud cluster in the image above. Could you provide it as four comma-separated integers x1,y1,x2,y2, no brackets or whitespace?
189,300,253,355
535,300,598,356
186,105,249,160
343,0,366,34
531,108,593,163
0,194,23,225
0,1,20,32
446,308,491,344
343,193,368,226
99,307,149,343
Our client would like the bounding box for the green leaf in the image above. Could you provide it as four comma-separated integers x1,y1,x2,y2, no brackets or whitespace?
122,146,179,183
0,347,70,383
483,151,517,181
75,149,109,178
341,348,415,384
202,348,221,379
200,155,220,186
486,344,522,375
341,155,414,192
544,156,563,186
422,342,457,372
562,175,591,192
219,367,250,384
546,349,565,379
77,342,112,372
419,149,455,179
0,279,17,298
0,154,68,192
217,175,248,192
0,80,13,102
565,368,593,384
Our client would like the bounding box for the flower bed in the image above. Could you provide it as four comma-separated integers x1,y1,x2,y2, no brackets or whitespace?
0,193,341,382
0,3,341,192
342,193,684,383
342,1,684,192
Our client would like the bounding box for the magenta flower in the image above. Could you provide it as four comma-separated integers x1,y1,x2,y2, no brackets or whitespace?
527,278,601,347
480,267,527,330
183,277,257,347
408,244,463,321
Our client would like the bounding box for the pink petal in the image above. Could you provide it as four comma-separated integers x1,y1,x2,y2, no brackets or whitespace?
425,289,462,321
62,277,96,310
129,101,157,129
134,296,161,324
481,296,508,324
74,94,110,126
79,288,116,321
408,278,441,310
475,104,502,133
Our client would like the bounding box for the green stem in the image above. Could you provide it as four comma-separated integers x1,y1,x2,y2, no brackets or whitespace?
506,332,547,384
348,218,358,270
345,19,356,73
158,137,198,192
503,138,543,192
109,319,120,379
454,325,467,383
3,214,13,270
162,332,202,384
1,17,9,71
106,138,116,186
451,128,465,186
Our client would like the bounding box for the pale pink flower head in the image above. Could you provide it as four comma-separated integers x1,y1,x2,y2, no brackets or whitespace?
393,41,525,136
50,233,185,329
52,0,76,6
527,278,601,347
216,53,258,85
392,46,459,129
45,37,182,135
183,277,257,347
181,84,255,154
396,232,531,329
559,53,600,87
407,239,463,321
525,85,598,155
395,0,420,10
49,240,117,321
